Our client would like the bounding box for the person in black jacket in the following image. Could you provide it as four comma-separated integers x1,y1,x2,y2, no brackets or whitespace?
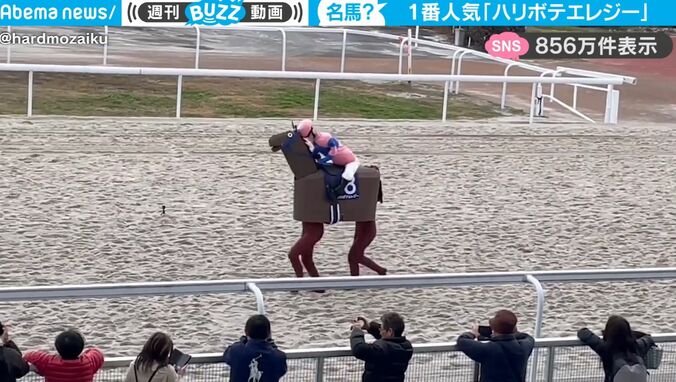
350,312,413,382
223,315,287,382
0,321,30,382
577,315,655,382
456,310,534,382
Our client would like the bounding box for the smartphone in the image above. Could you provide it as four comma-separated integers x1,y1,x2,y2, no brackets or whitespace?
169,348,192,369
478,325,492,338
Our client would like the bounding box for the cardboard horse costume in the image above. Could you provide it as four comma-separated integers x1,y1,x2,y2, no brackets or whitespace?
269,122,387,278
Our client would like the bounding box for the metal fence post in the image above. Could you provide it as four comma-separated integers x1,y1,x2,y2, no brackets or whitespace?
313,78,321,120
315,357,324,382
6,26,11,64
407,28,413,76
194,26,201,69
103,26,109,65
529,83,537,124
604,85,619,124
27,71,33,117
573,85,578,110
525,274,545,382
442,81,449,122
340,30,347,73
176,75,183,119
246,282,266,315
501,63,516,109
546,346,556,382
455,51,469,94
279,28,287,71
398,38,407,75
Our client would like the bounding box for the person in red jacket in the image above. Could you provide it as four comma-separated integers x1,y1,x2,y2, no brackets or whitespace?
23,329,104,382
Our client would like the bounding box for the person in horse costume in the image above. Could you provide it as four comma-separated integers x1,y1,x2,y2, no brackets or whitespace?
268,120,388,280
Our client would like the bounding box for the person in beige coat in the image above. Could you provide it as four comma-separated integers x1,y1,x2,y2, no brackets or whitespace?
125,332,184,382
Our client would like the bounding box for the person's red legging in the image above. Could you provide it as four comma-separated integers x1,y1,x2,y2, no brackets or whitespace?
288,222,323,277
348,221,387,276
288,221,387,277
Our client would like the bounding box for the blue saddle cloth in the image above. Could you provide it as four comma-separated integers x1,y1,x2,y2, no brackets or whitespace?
320,165,360,202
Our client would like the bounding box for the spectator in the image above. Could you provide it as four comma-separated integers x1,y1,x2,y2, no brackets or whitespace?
23,328,104,382
350,312,413,382
0,321,30,382
456,309,534,382
223,315,287,382
577,315,654,382
125,332,183,382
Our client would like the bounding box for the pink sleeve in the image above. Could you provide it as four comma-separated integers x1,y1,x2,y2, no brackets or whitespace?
23,351,53,372
83,348,105,371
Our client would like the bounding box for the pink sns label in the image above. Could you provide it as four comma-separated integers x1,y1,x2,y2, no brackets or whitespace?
485,32,530,60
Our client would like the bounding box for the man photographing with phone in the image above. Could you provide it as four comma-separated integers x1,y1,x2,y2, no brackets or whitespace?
456,310,535,382
349,312,413,382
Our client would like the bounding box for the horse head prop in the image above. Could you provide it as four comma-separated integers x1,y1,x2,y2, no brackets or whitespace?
269,121,383,225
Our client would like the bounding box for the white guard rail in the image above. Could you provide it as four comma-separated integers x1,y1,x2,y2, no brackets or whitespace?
3,267,676,382
4,26,633,124
0,63,624,124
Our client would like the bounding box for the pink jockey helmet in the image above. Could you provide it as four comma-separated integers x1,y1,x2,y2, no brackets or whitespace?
296,119,314,138
313,132,333,147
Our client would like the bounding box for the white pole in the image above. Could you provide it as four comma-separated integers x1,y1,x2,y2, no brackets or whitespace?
313,79,320,120
176,75,183,119
414,26,419,48
407,29,413,76
604,85,613,123
529,83,537,124
398,38,406,75
279,29,287,71
194,27,201,69
103,26,108,65
573,85,578,110
27,71,33,117
340,30,347,73
536,83,544,117
7,26,11,64
442,81,449,122
501,64,515,109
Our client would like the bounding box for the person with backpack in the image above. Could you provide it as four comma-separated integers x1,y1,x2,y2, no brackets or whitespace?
577,315,655,382
456,310,535,382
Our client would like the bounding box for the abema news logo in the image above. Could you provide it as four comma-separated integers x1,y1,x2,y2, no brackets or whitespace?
485,32,530,61
0,0,119,26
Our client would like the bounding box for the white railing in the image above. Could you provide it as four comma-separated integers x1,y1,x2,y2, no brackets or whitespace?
3,26,634,124
0,63,624,123
4,268,676,382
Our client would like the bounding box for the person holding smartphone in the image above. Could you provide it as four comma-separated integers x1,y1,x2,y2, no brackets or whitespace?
349,312,413,382
0,321,30,382
125,332,186,382
456,309,534,382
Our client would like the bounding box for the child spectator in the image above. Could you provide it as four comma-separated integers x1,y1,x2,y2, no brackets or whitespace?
23,328,104,382
223,315,287,382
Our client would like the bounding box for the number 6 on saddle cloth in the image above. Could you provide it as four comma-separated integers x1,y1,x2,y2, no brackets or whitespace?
322,163,360,225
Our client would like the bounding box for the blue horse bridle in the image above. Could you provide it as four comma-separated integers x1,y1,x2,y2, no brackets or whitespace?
281,129,341,176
